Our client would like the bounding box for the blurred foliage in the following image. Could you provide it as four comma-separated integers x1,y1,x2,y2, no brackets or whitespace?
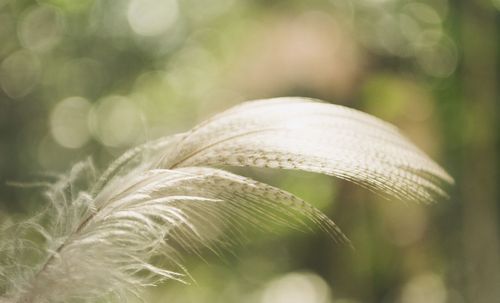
0,0,499,302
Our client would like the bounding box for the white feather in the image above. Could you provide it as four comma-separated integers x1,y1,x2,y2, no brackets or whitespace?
0,97,452,303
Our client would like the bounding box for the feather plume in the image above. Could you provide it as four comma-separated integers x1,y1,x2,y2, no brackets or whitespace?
0,97,452,303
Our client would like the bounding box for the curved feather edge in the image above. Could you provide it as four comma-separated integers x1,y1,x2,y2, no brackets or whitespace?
0,97,452,303
163,97,453,202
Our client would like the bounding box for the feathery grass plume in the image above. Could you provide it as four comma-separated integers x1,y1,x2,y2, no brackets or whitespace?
0,97,453,303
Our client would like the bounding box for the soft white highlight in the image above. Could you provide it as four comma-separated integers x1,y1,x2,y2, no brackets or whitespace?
0,97,452,303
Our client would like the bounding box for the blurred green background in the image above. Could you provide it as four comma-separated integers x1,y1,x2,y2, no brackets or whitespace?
0,0,499,302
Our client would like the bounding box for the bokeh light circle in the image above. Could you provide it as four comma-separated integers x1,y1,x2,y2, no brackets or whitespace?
50,96,92,149
127,0,179,36
18,4,64,52
261,272,331,303
89,95,143,147
0,49,40,98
